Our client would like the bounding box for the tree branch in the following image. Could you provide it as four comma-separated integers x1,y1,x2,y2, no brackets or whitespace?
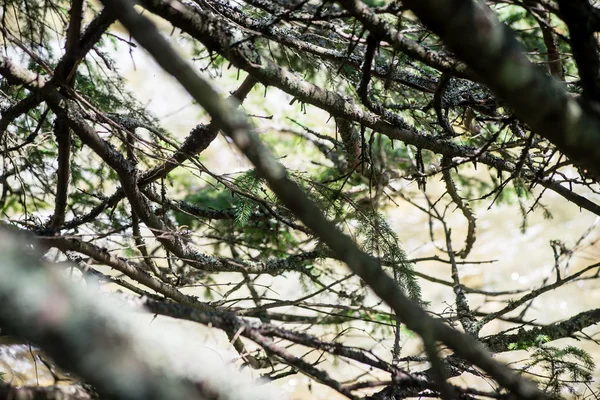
100,1,549,397
398,0,600,178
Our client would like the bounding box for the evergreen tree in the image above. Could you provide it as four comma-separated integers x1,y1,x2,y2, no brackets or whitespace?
1,0,600,398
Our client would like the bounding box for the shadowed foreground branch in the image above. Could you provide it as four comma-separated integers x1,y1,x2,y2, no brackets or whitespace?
0,229,274,400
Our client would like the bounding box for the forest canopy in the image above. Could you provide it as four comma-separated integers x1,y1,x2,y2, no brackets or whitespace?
1,0,600,399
